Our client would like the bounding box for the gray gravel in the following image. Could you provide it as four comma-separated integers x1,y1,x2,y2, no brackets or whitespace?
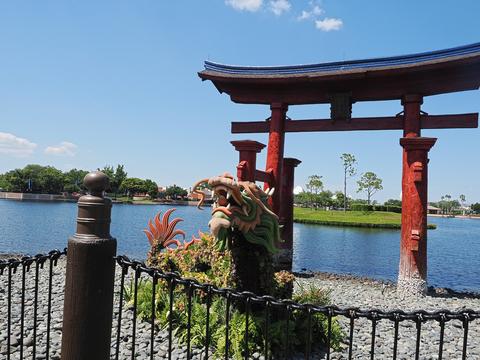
296,272,480,359
0,258,479,359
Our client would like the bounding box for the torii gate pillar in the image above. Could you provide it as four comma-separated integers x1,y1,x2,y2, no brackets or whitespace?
265,103,288,215
398,96,437,295
276,157,301,271
231,140,266,182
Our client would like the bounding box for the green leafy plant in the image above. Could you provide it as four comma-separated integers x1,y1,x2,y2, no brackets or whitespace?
132,215,344,357
125,274,344,358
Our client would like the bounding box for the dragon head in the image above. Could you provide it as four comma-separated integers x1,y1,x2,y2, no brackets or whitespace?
192,173,281,253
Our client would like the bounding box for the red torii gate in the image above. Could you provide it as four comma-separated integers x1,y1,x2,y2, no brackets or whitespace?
199,43,480,295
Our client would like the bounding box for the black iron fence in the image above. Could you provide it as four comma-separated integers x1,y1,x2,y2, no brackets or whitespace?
112,256,480,360
0,251,479,359
0,250,66,360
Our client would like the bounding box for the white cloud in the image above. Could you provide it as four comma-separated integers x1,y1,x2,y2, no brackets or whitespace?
269,0,291,16
44,141,78,156
0,132,37,157
315,17,343,31
225,0,263,12
297,5,324,20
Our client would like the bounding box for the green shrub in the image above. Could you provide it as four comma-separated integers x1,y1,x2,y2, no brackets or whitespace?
350,204,402,213
124,232,344,357
124,275,344,358
351,204,374,212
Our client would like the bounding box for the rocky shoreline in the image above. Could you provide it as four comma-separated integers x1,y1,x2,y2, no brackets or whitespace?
0,257,478,359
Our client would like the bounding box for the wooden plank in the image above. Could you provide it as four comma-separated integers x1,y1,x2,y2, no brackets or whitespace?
232,121,270,133
255,169,274,185
286,116,402,132
421,113,478,129
231,113,478,133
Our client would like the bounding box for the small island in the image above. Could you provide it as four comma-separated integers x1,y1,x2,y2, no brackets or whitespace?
294,208,437,229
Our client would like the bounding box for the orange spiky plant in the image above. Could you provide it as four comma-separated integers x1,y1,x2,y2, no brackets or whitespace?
143,208,186,251
183,230,204,250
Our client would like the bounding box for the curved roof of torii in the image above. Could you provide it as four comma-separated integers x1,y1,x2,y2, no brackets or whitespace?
198,42,480,105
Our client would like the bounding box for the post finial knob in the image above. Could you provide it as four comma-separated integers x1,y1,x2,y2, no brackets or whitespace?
83,171,110,196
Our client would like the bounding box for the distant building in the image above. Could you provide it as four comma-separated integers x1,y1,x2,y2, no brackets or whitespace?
427,205,441,214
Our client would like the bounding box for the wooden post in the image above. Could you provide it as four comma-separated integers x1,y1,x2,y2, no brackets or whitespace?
402,94,423,138
398,137,436,295
231,140,265,182
265,103,288,215
61,171,117,360
277,158,301,271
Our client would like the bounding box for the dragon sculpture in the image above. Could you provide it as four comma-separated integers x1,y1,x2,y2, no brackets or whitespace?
192,173,281,254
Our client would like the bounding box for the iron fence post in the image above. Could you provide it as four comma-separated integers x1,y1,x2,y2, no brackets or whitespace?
61,171,117,360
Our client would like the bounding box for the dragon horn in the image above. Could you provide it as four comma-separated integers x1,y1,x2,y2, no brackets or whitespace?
238,181,279,220
191,178,209,209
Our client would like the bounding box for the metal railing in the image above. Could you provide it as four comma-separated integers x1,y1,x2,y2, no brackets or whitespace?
0,251,479,359
0,250,66,360
113,256,480,360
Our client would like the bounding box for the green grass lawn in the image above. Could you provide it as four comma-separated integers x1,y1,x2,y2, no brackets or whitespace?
293,208,436,229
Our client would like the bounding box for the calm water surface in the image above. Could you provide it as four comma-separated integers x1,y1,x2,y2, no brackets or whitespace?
1,200,479,292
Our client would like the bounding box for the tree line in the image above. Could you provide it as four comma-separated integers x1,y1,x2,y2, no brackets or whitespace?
295,153,384,209
0,164,187,199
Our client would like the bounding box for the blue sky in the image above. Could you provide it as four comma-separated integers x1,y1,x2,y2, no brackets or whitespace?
1,1,479,203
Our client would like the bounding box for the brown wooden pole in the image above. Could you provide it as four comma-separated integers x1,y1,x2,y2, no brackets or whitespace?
277,158,301,271
61,171,117,360
265,103,288,215
402,94,423,137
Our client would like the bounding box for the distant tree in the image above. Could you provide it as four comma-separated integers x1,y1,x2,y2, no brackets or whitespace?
165,184,188,200
119,178,147,198
384,199,402,207
459,194,466,206
317,190,334,209
471,203,480,214
0,174,8,191
99,164,128,198
351,198,369,205
439,194,452,214
305,175,323,208
63,168,89,193
294,192,310,207
144,179,159,199
332,191,349,209
37,166,65,194
114,165,128,194
357,172,383,205
2,164,65,194
21,164,45,192
2,169,25,192
340,153,356,211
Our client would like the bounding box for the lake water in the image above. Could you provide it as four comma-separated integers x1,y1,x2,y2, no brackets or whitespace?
1,200,479,292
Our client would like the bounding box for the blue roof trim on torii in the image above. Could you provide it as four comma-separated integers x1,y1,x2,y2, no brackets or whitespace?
204,42,480,76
